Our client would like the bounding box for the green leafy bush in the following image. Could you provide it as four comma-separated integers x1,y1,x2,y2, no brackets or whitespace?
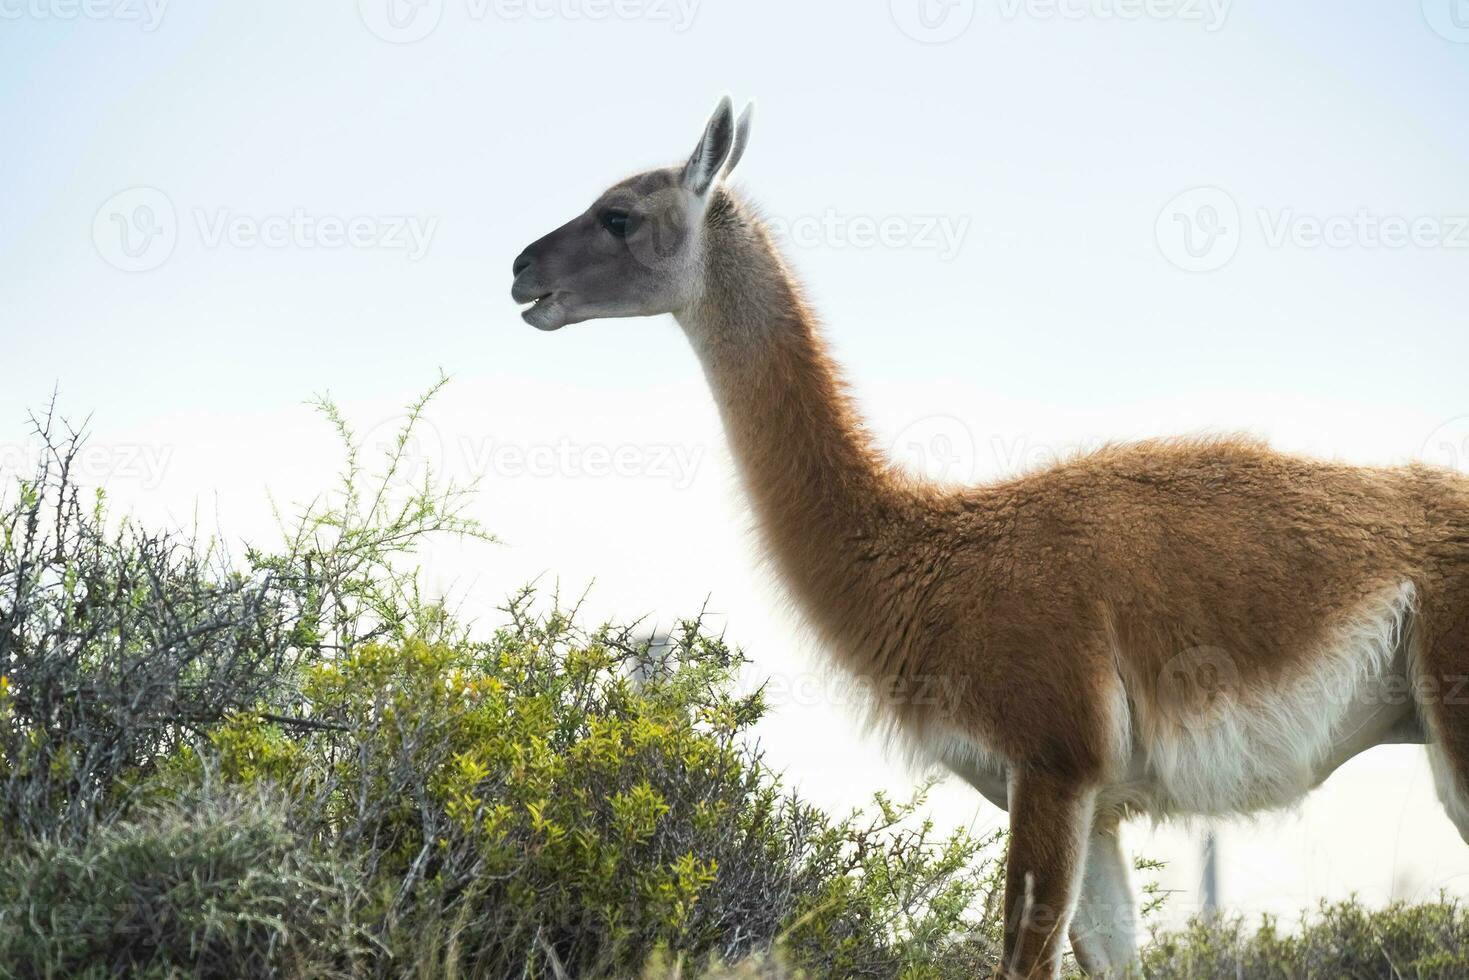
0,790,370,979
0,393,1001,979
1141,898,1469,979
149,603,1003,978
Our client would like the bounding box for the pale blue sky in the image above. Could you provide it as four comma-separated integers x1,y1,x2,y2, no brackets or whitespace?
3,0,1469,927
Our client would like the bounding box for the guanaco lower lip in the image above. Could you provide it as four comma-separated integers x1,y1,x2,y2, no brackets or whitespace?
519,293,565,331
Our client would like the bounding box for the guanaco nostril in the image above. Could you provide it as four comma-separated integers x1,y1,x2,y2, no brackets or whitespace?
512,251,533,277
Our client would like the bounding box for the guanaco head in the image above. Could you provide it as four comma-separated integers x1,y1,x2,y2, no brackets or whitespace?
511,96,754,331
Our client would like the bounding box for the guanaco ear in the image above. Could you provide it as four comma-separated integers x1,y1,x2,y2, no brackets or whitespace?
720,101,754,180
681,95,737,197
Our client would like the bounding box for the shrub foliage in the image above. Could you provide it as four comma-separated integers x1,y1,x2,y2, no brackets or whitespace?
0,396,998,979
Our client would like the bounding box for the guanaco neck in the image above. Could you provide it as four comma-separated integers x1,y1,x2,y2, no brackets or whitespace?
675,192,919,667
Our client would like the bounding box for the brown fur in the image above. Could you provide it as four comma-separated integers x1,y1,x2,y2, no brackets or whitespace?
512,102,1469,973
682,190,1469,977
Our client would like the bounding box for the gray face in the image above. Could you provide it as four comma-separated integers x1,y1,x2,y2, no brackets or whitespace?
511,97,753,332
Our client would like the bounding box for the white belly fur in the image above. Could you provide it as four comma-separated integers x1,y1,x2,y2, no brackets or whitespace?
942,582,1422,819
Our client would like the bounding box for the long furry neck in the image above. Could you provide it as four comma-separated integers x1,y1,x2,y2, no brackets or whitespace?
676,192,922,676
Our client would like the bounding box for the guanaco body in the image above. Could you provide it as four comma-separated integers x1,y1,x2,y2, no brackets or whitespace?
511,98,1469,978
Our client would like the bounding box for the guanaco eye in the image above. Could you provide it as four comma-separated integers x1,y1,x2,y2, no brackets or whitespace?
599,209,634,239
